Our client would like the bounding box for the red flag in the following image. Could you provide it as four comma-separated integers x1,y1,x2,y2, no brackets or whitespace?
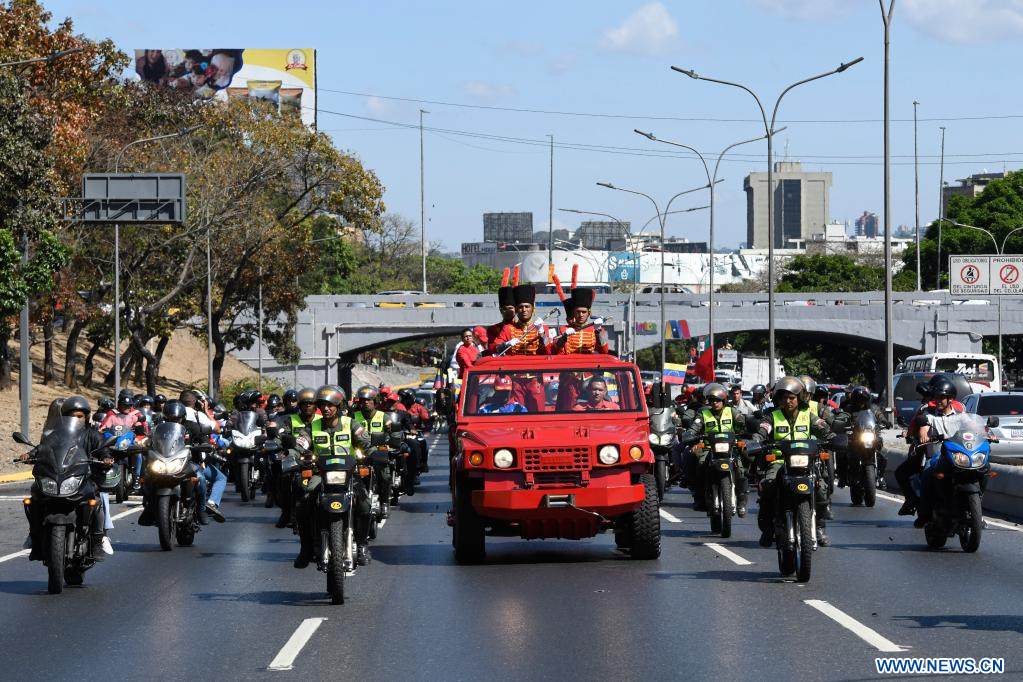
692,345,715,383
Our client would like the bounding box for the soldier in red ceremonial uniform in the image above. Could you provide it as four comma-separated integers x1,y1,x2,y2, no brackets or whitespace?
550,266,610,410
492,282,548,411
485,266,518,355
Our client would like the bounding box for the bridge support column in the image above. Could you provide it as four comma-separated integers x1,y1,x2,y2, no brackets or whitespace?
338,352,357,396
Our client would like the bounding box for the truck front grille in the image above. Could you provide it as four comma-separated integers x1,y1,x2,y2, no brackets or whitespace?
522,447,590,472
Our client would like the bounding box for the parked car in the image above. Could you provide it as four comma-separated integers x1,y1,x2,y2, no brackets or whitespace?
962,391,1023,457
885,372,973,427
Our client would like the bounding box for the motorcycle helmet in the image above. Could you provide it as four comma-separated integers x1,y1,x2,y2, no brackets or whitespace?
316,384,347,406
163,399,187,423
355,385,379,404
153,394,167,409
233,394,246,410
283,389,299,404
813,385,830,402
797,375,817,403
703,382,728,403
849,385,872,409
751,384,767,397
266,394,283,410
61,395,91,417
772,376,806,404
117,390,134,409
138,394,154,407
296,387,317,405
99,398,115,412
930,378,957,399
397,387,416,405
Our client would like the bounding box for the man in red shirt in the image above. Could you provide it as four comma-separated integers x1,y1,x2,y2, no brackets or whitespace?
454,328,481,381
572,378,619,411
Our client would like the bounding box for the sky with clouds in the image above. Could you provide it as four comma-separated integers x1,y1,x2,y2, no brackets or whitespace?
47,0,1023,251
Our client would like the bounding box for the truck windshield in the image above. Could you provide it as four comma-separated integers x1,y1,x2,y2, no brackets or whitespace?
462,368,642,416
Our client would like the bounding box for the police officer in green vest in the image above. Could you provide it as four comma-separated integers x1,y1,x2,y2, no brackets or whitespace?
798,374,840,520
352,385,394,522
290,387,322,436
294,385,371,569
753,376,834,548
684,383,751,516
273,388,322,529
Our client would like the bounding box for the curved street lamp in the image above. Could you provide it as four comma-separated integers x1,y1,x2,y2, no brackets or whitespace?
671,57,864,385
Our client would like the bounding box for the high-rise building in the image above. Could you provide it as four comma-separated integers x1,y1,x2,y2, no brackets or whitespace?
854,211,879,238
744,162,833,249
483,212,533,243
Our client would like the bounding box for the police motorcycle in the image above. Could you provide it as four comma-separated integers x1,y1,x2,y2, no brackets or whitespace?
700,431,742,538
315,444,362,605
915,413,996,553
746,437,843,583
647,382,677,501
362,426,399,537
101,424,147,504
228,411,263,502
142,422,210,551
12,420,114,594
843,410,885,507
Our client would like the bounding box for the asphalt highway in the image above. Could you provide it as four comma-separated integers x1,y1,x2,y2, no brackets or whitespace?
2,434,1023,680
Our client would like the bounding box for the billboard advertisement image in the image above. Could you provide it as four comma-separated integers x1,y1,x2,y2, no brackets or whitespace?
134,48,316,127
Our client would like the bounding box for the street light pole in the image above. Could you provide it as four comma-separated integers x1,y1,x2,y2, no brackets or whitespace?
596,181,713,371
634,130,771,376
937,126,947,290
881,0,895,413
548,134,554,274
419,109,429,293
672,57,863,385
913,100,921,291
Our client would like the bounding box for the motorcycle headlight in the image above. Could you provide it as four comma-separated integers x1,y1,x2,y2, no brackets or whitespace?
714,442,731,454
325,471,347,485
59,475,84,496
493,448,515,469
38,477,58,495
117,438,130,450
149,459,166,474
660,433,675,446
858,432,875,446
648,433,658,445
598,445,620,465
788,454,810,468
972,452,987,467
165,457,188,475
953,452,971,468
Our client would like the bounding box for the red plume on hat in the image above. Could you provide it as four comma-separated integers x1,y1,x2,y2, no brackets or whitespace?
552,271,572,316
498,267,514,308
501,268,510,287
512,265,520,286
567,263,594,312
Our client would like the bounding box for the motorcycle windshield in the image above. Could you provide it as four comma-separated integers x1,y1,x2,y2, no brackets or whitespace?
649,408,675,434
949,413,988,450
39,417,90,471
150,422,188,458
235,411,259,435
853,410,877,432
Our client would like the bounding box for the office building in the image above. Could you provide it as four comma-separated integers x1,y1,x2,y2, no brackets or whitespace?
744,161,832,249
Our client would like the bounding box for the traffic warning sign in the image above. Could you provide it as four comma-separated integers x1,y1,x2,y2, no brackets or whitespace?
950,256,990,296
992,256,1023,294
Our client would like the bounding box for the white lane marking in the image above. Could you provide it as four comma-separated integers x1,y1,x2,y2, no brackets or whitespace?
0,496,30,501
0,549,30,564
804,599,908,653
875,490,1023,533
659,508,682,523
704,542,753,565
111,505,144,521
378,518,387,529
268,617,328,671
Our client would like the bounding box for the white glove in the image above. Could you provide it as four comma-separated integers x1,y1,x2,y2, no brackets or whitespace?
505,337,521,348
591,317,605,326
563,327,577,337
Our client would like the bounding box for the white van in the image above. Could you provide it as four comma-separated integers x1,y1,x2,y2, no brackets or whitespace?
899,352,1000,392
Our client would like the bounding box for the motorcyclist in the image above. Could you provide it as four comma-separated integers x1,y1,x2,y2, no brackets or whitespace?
282,389,300,416
159,399,226,524
836,385,891,489
750,384,770,410
294,385,370,569
266,394,284,419
683,383,750,516
353,386,394,521
895,377,962,523
753,377,834,548
179,390,220,434
396,388,431,474
93,397,115,425
798,374,839,518
21,396,114,560
152,394,167,418
814,385,838,411
915,380,972,525
100,390,148,494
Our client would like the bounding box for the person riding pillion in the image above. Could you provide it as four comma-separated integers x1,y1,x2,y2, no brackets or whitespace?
683,383,751,517
753,376,835,548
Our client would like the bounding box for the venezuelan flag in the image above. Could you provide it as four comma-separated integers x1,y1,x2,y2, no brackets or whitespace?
662,362,688,385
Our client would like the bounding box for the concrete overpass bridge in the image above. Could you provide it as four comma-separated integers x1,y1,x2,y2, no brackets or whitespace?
241,292,1021,391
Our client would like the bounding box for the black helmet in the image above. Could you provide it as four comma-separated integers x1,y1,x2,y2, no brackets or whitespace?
233,394,246,410
813,385,830,402
751,384,767,396
61,395,91,417
163,399,187,423
397,387,416,403
267,394,282,409
283,389,299,403
154,393,166,405
138,394,154,406
297,387,317,405
99,398,115,412
316,384,347,406
850,385,871,407
117,390,134,408
931,378,957,399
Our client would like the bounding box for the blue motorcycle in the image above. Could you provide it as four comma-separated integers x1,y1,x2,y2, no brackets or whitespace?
915,413,996,553
100,427,146,504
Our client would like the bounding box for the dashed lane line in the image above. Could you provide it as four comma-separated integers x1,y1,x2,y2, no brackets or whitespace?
659,508,682,523
804,599,908,653
0,549,29,564
268,618,328,671
874,490,1023,533
704,542,753,565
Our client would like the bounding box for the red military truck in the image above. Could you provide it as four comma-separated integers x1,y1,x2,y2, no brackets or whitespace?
450,354,659,563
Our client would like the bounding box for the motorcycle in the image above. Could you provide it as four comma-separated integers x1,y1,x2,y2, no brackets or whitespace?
101,425,147,504
315,445,362,605
142,422,203,551
916,413,996,553
648,407,677,502
12,419,112,594
845,410,885,507
701,431,740,538
228,411,263,502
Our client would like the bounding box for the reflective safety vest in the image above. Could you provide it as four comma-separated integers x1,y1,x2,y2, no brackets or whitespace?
769,408,812,441
354,410,386,434
808,400,820,418
311,416,354,457
701,407,735,434
290,413,322,438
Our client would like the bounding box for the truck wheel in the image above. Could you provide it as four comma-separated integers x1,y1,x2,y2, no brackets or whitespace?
453,479,485,564
628,474,660,560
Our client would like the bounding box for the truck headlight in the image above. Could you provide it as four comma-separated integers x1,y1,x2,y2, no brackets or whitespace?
598,445,620,465
788,454,809,468
493,449,514,469
325,471,347,485
859,432,875,446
